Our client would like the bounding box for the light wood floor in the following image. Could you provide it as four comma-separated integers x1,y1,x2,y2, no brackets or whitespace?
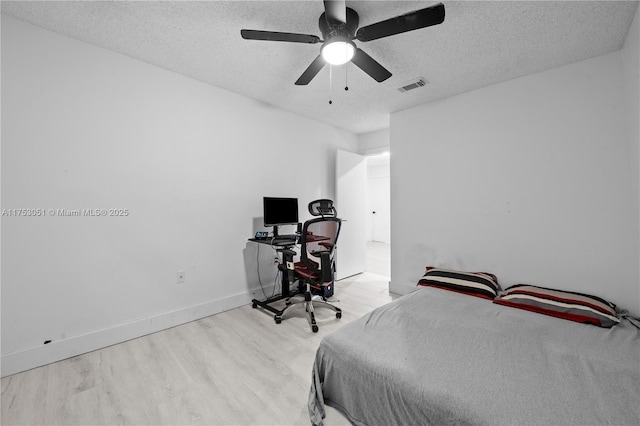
2,248,395,425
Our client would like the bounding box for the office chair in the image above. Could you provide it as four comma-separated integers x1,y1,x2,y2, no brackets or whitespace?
277,199,342,332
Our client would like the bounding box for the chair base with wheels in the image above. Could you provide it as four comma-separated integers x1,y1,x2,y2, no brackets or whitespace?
278,281,342,332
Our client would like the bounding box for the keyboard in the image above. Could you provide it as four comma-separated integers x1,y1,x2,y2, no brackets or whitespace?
272,235,298,243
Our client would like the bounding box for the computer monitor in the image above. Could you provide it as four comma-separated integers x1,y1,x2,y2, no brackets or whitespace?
263,197,299,235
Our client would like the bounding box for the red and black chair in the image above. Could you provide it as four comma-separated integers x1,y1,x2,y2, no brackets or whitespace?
278,199,342,332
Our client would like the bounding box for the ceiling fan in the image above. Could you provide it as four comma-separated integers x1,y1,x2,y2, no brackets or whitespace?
241,1,445,85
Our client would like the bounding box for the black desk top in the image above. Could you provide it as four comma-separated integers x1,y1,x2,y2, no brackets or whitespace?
248,237,298,247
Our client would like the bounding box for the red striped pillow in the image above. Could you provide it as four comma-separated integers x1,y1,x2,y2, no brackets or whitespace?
418,267,500,299
494,284,620,327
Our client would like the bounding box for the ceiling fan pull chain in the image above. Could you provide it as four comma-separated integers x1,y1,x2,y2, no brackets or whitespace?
345,65,349,91
330,65,334,104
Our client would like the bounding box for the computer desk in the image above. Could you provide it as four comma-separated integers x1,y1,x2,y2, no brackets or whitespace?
248,237,302,323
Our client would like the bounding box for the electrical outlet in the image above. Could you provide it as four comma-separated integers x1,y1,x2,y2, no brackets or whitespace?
177,270,186,284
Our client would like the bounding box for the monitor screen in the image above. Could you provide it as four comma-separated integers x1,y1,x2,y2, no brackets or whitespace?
263,197,299,227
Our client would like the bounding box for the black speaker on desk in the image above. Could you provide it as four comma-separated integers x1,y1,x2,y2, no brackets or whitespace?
296,222,302,234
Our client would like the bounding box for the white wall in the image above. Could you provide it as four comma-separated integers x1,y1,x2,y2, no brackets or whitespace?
1,16,358,376
358,128,390,156
391,47,640,316
622,6,640,314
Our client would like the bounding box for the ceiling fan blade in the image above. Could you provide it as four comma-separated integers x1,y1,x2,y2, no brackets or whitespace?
351,49,392,82
241,29,320,44
295,55,326,85
355,2,445,42
323,0,347,24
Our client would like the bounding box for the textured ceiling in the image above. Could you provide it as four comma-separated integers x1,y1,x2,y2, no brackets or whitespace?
2,0,638,134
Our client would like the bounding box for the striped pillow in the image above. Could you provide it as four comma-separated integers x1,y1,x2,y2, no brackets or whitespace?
494,284,620,327
418,267,500,299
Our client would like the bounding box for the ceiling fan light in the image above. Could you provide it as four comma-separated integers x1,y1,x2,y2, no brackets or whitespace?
321,40,355,65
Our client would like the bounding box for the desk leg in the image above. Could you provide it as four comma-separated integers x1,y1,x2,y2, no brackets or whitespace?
251,248,299,323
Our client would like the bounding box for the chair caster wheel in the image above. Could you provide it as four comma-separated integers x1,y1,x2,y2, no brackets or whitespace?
336,312,342,319
312,325,318,333
275,316,282,324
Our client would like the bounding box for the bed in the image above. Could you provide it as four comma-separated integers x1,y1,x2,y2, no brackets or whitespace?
308,284,640,425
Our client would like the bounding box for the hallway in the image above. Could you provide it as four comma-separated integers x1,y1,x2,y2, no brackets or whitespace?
366,241,390,278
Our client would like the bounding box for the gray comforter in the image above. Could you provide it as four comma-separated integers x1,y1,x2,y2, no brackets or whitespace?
309,286,640,425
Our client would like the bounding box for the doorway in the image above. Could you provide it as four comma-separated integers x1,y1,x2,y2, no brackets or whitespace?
335,149,390,280
366,152,390,277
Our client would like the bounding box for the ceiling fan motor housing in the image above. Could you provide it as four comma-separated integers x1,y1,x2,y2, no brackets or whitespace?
319,7,359,41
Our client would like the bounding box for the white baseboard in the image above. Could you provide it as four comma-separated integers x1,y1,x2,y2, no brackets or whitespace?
1,291,255,378
389,281,418,296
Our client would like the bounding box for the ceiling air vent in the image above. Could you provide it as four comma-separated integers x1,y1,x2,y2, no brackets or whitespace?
397,77,428,93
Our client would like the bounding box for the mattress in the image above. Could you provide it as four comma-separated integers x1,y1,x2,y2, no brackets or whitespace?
309,286,640,425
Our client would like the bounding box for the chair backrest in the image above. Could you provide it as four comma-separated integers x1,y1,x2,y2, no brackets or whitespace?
308,199,337,218
300,216,342,283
